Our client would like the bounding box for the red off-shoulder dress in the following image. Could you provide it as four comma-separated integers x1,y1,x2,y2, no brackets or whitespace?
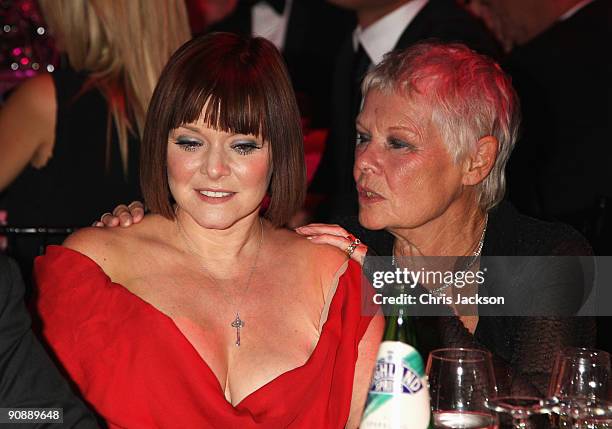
35,246,372,429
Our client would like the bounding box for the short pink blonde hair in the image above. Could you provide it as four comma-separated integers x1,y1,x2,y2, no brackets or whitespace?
363,42,521,211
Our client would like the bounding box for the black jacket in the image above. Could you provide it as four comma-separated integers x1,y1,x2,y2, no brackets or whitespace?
0,255,99,428
505,0,612,252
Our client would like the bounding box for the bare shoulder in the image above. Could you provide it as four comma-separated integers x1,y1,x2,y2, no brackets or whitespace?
0,73,56,190
270,226,349,276
63,226,120,267
63,214,172,276
4,73,55,119
12,73,55,100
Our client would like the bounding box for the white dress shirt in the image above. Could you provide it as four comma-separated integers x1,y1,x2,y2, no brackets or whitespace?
252,0,293,51
352,0,429,66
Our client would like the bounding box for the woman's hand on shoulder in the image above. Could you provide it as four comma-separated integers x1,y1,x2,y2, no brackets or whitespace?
0,73,56,191
295,223,367,266
93,201,145,227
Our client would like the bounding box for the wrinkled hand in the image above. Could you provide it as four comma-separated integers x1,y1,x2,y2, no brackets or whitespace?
93,201,145,227
294,223,367,265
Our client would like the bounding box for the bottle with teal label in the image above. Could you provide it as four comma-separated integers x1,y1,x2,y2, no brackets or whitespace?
361,303,432,429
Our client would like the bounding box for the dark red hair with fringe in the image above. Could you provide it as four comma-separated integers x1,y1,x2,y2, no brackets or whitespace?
141,32,305,226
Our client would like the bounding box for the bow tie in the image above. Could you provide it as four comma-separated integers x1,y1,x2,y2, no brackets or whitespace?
251,0,286,14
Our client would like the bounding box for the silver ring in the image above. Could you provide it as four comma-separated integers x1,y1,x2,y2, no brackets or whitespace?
345,238,361,257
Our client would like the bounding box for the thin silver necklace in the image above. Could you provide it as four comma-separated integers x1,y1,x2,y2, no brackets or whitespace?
177,216,264,347
392,214,488,296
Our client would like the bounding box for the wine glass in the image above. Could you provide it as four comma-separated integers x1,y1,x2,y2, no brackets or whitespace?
486,396,553,429
568,399,612,429
427,348,499,429
548,348,611,428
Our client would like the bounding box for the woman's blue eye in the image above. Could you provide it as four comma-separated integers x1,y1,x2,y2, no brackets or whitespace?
388,138,415,150
356,133,370,146
175,138,202,152
232,141,260,155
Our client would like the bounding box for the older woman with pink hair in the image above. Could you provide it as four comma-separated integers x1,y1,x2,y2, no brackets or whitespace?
297,42,595,396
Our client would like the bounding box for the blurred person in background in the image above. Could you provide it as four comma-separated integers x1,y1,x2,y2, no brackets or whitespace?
205,0,355,129
0,0,190,286
466,0,612,254
467,0,612,353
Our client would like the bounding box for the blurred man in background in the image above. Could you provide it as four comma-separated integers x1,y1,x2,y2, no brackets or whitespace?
469,0,611,354
207,0,355,128
469,0,611,254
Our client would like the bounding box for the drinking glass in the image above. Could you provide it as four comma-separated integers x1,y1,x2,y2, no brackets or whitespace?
569,399,612,429
548,348,611,428
427,348,499,429
486,396,553,429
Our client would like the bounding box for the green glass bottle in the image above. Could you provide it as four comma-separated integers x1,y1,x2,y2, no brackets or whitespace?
361,287,432,429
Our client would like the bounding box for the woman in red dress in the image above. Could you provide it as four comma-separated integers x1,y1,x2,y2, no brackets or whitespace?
35,33,383,428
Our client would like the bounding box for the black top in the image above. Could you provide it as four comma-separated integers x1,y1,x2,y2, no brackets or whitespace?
337,202,596,396
0,67,141,285
0,254,100,428
0,67,141,228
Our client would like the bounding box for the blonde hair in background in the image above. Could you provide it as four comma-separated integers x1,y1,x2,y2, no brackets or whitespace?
38,0,191,175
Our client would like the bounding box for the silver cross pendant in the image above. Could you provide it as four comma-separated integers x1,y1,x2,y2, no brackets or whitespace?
230,313,245,347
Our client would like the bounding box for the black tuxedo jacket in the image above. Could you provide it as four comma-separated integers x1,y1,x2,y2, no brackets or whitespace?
208,0,355,128
311,0,501,219
0,255,99,428
505,0,612,251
